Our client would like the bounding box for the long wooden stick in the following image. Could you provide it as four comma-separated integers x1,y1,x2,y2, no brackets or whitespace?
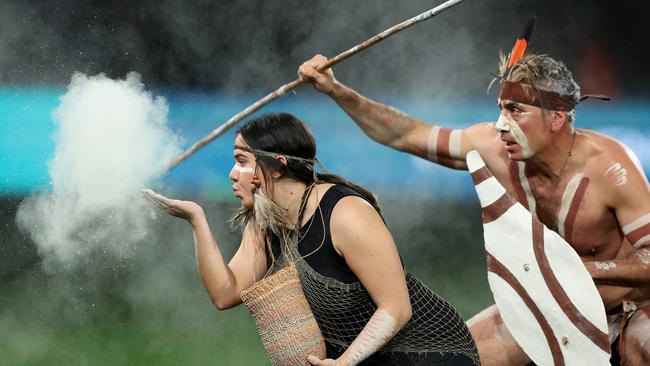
165,0,467,172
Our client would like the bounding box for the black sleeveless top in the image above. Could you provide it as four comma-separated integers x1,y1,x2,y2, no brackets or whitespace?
266,185,480,365
266,184,360,283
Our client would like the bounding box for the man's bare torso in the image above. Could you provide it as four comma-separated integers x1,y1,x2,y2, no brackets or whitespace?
478,128,640,307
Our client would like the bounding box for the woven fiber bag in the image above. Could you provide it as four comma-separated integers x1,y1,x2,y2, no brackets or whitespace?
241,264,326,365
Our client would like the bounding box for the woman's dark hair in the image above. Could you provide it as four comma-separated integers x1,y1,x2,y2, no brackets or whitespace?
236,112,380,212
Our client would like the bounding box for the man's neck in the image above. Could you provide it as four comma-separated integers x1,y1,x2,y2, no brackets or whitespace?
525,128,577,181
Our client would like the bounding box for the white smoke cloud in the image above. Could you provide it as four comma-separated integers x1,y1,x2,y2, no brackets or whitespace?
16,72,181,269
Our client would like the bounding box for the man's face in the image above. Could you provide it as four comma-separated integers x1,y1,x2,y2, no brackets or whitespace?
495,99,547,160
229,134,261,209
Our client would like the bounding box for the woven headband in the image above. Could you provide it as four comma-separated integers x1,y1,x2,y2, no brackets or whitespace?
234,145,316,165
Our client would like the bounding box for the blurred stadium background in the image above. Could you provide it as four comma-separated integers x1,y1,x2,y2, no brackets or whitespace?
1,0,648,364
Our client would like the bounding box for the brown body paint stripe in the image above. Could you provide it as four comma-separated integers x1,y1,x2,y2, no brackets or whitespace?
563,177,589,244
482,193,516,223
471,166,492,185
531,218,611,353
627,223,650,246
436,128,451,158
508,161,529,210
487,253,565,366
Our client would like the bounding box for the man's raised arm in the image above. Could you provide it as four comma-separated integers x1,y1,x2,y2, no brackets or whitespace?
299,54,483,170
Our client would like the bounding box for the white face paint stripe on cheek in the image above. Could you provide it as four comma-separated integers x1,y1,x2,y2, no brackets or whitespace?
495,113,510,131
233,165,255,174
506,118,534,158
496,113,534,158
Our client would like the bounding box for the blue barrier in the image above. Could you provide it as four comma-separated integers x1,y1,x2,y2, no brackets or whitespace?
1,88,648,198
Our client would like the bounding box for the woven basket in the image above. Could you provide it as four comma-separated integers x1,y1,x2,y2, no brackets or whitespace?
241,264,326,365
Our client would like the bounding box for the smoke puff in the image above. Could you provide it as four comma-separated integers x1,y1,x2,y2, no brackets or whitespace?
17,72,181,269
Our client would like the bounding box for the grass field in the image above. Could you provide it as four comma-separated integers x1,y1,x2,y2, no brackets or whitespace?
1,195,492,365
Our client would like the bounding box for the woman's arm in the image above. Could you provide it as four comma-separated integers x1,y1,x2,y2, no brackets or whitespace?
307,195,412,366
142,189,267,309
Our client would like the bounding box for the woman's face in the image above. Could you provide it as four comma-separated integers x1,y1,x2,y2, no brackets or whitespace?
229,134,261,209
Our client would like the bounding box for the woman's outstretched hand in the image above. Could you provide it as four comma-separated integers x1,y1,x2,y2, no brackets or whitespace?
142,188,205,225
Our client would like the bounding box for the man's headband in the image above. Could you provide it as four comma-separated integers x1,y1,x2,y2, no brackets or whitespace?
499,81,577,111
498,17,609,111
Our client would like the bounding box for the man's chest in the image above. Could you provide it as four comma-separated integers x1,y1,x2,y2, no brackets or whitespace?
495,161,621,257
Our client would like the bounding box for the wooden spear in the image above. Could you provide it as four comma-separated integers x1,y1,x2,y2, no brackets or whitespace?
165,0,467,172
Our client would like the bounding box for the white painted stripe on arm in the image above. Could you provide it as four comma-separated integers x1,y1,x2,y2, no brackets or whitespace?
623,213,650,234
449,129,462,159
346,309,398,366
633,235,650,249
427,125,440,162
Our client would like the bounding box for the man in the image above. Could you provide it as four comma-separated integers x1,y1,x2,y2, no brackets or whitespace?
298,51,650,365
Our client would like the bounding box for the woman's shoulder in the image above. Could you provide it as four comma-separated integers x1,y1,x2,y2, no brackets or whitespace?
307,183,376,229
316,183,362,201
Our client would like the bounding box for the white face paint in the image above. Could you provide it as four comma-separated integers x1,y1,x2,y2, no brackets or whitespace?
495,113,534,158
232,165,255,174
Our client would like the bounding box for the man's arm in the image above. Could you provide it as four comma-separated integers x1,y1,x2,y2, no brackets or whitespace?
299,54,494,170
585,144,650,287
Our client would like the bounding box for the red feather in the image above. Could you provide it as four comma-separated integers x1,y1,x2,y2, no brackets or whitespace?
507,39,527,68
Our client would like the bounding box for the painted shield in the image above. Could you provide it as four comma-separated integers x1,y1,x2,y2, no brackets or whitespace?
466,150,610,366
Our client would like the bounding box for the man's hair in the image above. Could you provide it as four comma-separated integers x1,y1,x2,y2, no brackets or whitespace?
498,53,580,122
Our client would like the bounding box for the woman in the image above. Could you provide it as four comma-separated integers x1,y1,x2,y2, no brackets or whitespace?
143,112,479,365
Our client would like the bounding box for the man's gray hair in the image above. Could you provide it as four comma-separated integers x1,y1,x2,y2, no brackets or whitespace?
498,53,580,123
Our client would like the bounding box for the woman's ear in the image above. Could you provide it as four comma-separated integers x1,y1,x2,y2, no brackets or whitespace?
271,156,288,179
251,175,262,189
275,155,288,167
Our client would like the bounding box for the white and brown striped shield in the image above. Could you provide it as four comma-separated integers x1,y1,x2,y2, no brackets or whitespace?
466,150,610,365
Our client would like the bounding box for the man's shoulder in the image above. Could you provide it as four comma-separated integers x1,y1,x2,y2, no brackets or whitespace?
580,129,637,168
579,128,648,199
580,128,626,149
